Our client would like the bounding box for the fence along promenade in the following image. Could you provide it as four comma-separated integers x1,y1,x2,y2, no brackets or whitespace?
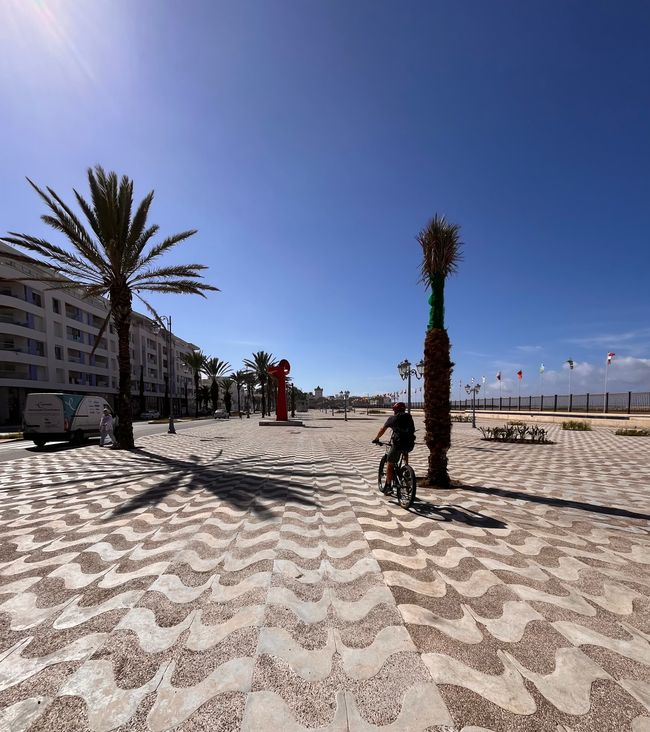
438,390,649,414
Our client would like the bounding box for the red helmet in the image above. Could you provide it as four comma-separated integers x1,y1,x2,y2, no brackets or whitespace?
392,402,406,412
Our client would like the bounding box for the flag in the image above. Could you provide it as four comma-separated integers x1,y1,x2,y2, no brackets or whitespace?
539,363,545,374
566,358,574,370
496,372,501,381
517,370,523,380
607,352,615,364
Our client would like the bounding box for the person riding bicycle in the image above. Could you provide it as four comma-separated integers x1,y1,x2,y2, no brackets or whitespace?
372,402,416,494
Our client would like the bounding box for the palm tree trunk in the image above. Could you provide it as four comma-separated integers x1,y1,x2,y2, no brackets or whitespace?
423,327,452,486
194,372,199,418
112,287,134,449
261,382,266,417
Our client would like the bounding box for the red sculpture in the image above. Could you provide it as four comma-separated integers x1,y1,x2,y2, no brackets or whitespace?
268,359,291,421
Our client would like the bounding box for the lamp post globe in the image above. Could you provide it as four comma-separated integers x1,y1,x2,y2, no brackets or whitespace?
397,357,423,412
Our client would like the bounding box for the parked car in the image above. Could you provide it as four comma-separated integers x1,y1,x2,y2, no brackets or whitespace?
23,393,111,447
140,410,160,420
214,409,229,419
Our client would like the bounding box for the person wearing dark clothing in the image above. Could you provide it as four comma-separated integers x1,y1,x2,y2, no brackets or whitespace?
372,402,415,493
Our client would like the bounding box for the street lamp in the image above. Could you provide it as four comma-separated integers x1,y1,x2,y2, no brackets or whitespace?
339,390,350,421
154,316,176,434
464,379,481,429
397,358,425,412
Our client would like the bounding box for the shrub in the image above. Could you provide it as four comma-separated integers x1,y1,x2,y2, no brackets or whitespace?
451,414,472,423
480,423,550,444
615,427,650,436
562,420,592,431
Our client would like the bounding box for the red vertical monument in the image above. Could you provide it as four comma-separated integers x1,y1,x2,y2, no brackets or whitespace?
268,358,291,422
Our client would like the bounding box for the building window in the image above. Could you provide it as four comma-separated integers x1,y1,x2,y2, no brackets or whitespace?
31,291,43,307
55,346,62,360
54,321,63,337
52,298,60,313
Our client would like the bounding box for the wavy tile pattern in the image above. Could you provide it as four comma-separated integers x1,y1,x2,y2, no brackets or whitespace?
0,416,648,730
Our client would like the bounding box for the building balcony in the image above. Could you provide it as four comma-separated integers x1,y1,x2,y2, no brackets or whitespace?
0,361,47,381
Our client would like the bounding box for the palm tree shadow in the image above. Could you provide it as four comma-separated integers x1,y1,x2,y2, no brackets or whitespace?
107,447,319,520
409,499,507,529
457,483,650,522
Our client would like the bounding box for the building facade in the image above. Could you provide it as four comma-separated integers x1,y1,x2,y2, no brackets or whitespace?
0,243,199,427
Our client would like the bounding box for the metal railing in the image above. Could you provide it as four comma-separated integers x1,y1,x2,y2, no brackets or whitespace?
444,391,650,414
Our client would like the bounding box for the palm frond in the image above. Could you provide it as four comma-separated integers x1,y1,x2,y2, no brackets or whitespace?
417,214,464,284
130,263,213,283
1,234,104,283
133,281,217,296
126,191,155,252
133,229,198,272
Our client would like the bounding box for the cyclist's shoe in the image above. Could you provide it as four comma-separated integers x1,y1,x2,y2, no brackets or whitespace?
381,482,393,495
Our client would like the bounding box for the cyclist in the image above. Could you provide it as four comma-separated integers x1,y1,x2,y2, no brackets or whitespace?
372,402,416,494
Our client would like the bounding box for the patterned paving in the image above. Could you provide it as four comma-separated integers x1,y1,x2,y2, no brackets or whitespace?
0,416,648,731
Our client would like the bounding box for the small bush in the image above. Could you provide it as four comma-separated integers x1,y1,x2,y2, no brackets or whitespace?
451,414,472,423
615,427,650,436
562,420,592,431
480,423,550,444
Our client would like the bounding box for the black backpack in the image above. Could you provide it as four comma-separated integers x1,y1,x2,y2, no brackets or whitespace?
392,411,416,452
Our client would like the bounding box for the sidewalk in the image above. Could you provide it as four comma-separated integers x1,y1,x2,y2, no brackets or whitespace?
0,416,648,731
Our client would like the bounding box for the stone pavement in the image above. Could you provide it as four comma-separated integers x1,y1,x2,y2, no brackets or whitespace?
0,415,648,731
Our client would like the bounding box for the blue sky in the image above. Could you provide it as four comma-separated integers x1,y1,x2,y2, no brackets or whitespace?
1,0,649,398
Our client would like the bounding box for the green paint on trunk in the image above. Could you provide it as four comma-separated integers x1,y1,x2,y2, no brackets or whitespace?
428,273,446,330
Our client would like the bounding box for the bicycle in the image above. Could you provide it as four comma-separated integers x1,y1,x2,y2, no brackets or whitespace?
374,439,417,509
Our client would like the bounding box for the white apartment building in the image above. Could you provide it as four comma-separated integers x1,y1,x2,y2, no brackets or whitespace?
0,242,199,427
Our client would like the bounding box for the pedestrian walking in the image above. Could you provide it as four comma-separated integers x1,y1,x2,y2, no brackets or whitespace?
99,406,117,448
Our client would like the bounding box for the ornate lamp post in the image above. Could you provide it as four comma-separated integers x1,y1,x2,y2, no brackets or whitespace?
397,358,424,413
464,379,481,429
339,390,350,421
155,316,176,434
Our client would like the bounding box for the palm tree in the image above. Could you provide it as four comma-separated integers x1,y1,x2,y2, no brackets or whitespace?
204,357,231,412
417,214,463,487
230,369,248,413
199,385,211,412
244,371,257,412
180,350,207,418
1,167,217,448
243,351,275,417
221,377,233,414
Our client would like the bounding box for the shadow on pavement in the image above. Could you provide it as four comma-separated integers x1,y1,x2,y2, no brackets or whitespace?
25,439,101,453
458,483,650,522
410,500,507,529
106,447,321,520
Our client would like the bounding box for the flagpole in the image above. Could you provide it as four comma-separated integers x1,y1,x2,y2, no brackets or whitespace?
603,356,609,413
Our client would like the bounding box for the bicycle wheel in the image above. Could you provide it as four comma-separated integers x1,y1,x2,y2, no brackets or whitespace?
377,455,388,492
397,465,416,508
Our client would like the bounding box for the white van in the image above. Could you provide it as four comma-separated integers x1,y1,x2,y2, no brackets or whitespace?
22,393,112,447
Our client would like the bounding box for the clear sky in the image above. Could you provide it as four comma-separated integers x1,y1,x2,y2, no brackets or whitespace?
1,0,649,398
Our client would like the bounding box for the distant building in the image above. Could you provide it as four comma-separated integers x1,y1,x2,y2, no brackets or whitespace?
0,242,199,427
314,386,323,399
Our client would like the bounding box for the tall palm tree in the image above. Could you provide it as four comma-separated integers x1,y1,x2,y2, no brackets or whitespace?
204,357,231,411
417,214,463,487
198,385,211,412
180,350,208,418
230,369,248,413
1,167,217,448
221,377,233,414
243,351,275,417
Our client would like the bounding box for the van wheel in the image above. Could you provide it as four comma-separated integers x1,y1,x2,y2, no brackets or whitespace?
71,430,85,445
33,438,46,448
